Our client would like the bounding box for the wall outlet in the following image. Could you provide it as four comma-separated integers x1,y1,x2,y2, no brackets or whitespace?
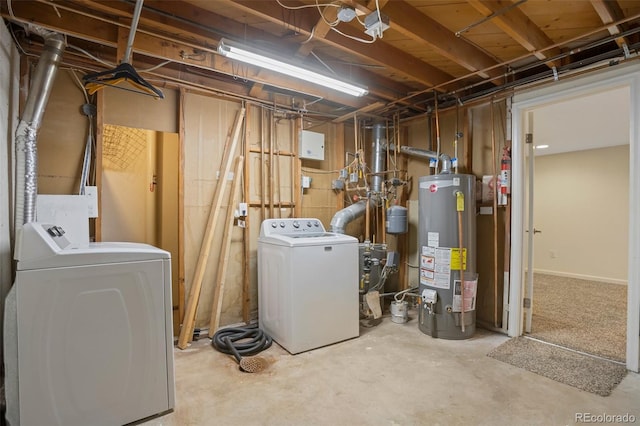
301,176,311,188
238,202,248,216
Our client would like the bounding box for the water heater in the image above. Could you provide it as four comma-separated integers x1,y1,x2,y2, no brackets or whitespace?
417,173,477,339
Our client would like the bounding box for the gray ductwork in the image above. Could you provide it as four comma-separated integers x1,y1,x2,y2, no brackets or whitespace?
330,200,367,234
399,145,438,160
330,122,387,234
370,122,385,194
14,28,65,238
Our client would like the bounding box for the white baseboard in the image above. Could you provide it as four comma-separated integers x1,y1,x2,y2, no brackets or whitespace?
533,268,628,285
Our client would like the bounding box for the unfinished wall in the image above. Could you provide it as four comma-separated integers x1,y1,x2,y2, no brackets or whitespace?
38,70,87,195
470,101,508,328
103,86,178,133
404,102,508,328
1,20,19,363
300,121,346,228
533,145,629,283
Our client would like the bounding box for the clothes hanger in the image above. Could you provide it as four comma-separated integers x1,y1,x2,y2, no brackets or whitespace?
82,0,164,99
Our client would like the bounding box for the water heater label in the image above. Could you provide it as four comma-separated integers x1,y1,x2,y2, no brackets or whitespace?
427,232,439,247
420,246,452,289
452,276,478,312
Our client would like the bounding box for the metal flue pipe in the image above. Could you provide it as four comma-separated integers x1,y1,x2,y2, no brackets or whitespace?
14,28,65,236
370,123,386,194
330,122,388,234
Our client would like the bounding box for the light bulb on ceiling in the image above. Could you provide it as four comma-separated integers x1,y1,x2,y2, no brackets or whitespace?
217,39,368,97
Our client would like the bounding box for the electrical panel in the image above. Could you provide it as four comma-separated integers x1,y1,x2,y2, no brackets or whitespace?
299,130,325,161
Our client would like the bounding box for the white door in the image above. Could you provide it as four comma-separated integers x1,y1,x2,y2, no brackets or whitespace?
509,61,640,372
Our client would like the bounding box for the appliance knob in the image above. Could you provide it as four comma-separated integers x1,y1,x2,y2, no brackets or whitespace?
307,221,312,227
271,222,277,228
280,222,285,228
293,221,300,228
314,221,320,227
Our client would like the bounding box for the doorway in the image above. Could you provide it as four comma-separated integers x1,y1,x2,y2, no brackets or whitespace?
509,62,640,372
100,124,181,332
523,88,629,363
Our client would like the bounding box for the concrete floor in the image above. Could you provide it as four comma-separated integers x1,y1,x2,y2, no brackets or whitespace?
144,310,640,426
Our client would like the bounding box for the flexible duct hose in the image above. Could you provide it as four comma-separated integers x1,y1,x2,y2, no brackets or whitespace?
212,325,272,357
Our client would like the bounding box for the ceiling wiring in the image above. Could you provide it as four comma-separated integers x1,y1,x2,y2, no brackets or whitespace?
67,45,115,68
276,0,340,10
315,0,340,27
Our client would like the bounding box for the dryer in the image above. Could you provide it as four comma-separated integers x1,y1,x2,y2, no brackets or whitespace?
4,223,175,426
258,218,359,354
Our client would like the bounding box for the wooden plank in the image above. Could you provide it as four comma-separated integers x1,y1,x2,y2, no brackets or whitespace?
333,102,385,123
294,116,302,217
242,106,251,323
178,88,187,333
382,1,504,84
224,0,455,87
177,107,245,349
467,0,562,66
209,156,245,335
590,0,628,48
95,90,104,242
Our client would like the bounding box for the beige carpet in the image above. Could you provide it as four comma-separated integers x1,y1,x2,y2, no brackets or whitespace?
488,337,627,396
531,273,627,362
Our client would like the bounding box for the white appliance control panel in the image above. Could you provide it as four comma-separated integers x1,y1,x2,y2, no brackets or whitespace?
260,218,325,237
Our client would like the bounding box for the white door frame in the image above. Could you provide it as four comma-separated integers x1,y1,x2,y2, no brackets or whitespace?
509,61,640,372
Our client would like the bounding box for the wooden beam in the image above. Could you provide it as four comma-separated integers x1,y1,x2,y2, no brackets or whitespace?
224,0,456,87
381,1,504,84
467,0,562,67
5,1,368,108
590,0,628,48
178,88,187,337
333,101,385,123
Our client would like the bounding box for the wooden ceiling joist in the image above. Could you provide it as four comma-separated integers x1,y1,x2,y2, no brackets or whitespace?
222,0,456,88
590,0,629,49
467,0,562,67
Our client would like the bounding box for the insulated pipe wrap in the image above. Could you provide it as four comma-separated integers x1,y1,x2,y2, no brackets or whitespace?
14,30,65,233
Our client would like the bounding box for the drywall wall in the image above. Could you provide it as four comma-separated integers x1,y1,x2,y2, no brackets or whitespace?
101,125,158,244
533,145,629,283
1,19,19,363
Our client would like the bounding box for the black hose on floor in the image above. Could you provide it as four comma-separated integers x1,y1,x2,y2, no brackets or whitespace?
212,325,272,357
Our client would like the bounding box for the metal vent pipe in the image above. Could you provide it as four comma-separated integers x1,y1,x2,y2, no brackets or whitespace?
330,200,367,234
370,122,386,194
14,28,65,237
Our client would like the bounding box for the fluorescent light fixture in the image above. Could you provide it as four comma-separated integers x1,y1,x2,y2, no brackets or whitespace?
534,144,549,149
217,39,368,97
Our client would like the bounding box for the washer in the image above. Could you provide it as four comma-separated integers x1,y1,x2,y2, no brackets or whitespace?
4,223,175,426
258,218,359,354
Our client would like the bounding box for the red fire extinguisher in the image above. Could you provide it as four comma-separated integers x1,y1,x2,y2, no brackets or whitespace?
500,147,511,195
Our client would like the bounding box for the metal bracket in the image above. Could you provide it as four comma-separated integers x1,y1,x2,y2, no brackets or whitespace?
523,298,531,308
525,133,533,144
